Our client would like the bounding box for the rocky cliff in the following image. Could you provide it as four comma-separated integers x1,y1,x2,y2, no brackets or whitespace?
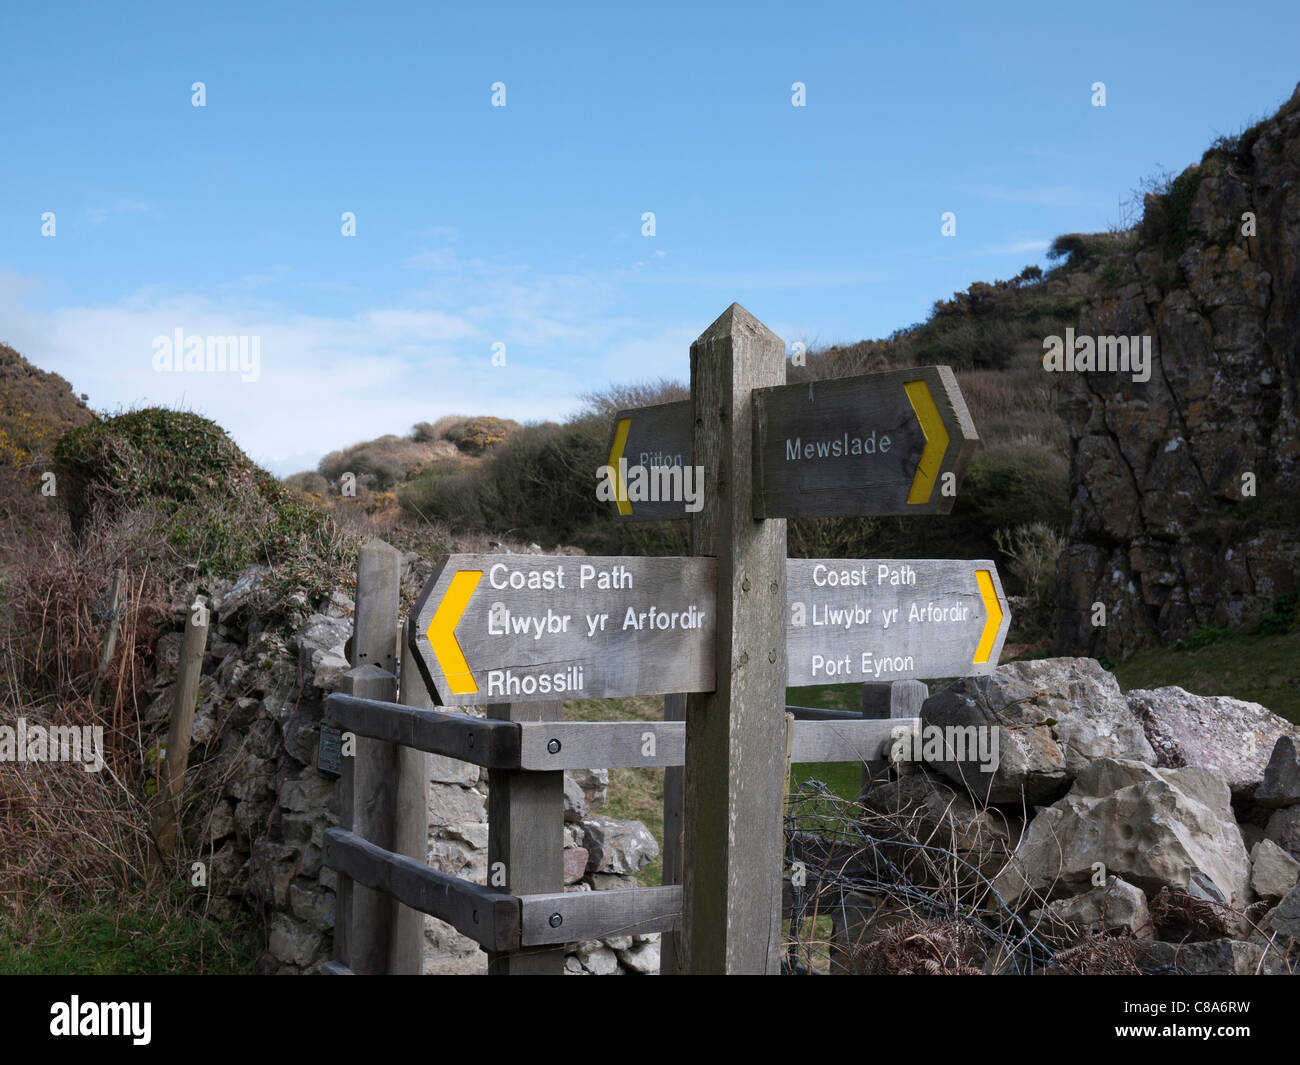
1054,84,1300,657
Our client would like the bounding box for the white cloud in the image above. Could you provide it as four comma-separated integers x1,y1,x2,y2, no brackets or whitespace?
0,275,591,476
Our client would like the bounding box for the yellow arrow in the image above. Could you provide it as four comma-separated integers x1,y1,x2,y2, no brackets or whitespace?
972,569,1003,665
426,570,482,694
607,417,632,516
903,379,950,505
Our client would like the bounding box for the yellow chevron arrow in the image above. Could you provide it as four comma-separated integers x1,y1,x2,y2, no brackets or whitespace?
607,417,632,516
426,570,482,694
972,569,1003,665
903,379,950,505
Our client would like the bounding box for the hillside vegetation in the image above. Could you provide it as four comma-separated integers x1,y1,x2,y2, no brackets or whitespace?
293,268,1087,647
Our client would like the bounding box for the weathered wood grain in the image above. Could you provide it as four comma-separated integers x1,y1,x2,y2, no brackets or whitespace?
153,594,209,861
789,717,916,764
391,619,431,975
337,664,399,974
324,693,520,767
682,303,788,975
487,700,565,974
659,693,686,975
861,679,929,719
517,720,685,769
752,366,978,518
409,554,716,705
323,827,518,952
519,885,683,945
786,558,1010,684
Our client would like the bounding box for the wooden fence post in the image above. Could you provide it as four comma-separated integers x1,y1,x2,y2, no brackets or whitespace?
344,539,402,973
860,679,928,720
153,594,209,863
860,679,928,792
659,692,686,975
392,619,431,975
486,700,565,974
91,567,126,707
681,303,788,974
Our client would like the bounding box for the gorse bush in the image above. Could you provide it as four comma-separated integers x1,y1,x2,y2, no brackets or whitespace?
53,408,353,621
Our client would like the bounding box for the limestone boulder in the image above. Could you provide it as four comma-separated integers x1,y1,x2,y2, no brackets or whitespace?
1127,686,1300,799
922,658,1153,803
581,817,659,875
1257,735,1300,808
1033,876,1154,940
994,758,1251,909
1250,839,1300,902
863,772,1021,879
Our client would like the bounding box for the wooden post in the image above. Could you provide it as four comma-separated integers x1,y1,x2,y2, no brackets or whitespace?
154,594,210,863
859,680,928,795
91,567,126,707
392,619,431,975
345,539,402,973
659,692,686,975
860,679,929,720
681,303,788,974
487,700,565,974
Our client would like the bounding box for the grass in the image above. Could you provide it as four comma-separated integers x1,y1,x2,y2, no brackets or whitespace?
565,695,666,887
0,901,262,974
1111,629,1300,725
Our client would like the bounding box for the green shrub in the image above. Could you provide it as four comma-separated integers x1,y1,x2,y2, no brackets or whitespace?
1251,592,1300,636
53,408,351,619
1172,626,1233,652
441,416,517,455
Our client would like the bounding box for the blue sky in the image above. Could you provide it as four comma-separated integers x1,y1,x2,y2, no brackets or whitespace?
3,1,1298,474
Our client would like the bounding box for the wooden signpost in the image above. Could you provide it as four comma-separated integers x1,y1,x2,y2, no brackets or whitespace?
785,558,1009,686
753,367,977,517
605,400,692,521
408,554,716,706
350,303,1012,978
604,366,977,521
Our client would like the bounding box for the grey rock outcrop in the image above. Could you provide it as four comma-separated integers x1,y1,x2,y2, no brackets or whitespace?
1258,736,1300,808
921,657,1152,803
1128,687,1300,798
1251,839,1300,901
1054,83,1300,655
994,758,1251,909
1033,876,1155,940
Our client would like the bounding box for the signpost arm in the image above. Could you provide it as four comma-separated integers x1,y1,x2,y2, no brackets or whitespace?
486,700,565,974
681,303,788,974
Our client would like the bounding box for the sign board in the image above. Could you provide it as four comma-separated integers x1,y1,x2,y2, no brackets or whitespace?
603,400,692,521
785,558,1009,685
317,723,342,776
752,366,977,517
410,554,716,706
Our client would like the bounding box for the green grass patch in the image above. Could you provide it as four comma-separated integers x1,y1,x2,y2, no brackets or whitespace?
565,696,665,886
0,901,262,975
1112,629,1300,725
